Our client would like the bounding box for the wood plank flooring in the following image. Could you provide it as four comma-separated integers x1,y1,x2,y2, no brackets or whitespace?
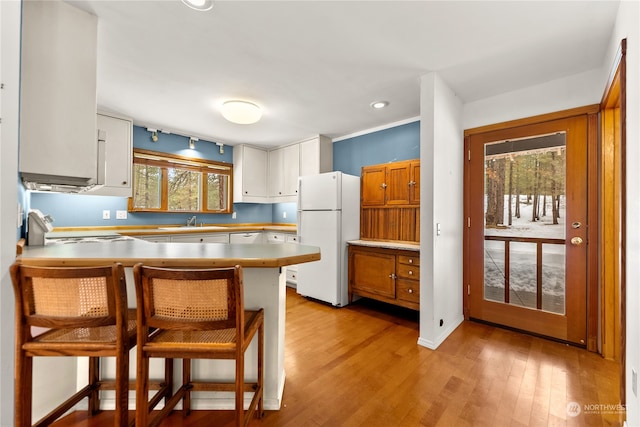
52,288,623,427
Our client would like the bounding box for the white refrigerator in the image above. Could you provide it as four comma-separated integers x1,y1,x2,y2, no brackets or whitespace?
296,171,360,306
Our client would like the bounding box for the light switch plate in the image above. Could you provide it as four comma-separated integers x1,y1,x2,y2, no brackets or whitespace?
116,210,128,220
102,210,110,220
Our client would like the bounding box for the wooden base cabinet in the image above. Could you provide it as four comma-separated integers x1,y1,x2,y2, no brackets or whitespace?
348,244,419,310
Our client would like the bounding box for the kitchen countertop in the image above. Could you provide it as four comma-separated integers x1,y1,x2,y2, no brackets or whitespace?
18,240,319,268
348,239,420,251
47,223,297,238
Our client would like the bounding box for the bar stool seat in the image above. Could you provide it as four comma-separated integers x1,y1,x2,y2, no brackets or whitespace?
133,263,264,427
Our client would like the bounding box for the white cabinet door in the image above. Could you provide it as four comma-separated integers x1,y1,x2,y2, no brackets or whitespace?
233,145,268,203
299,136,333,177
282,144,300,196
265,232,285,244
171,233,229,243
268,147,284,197
91,113,132,196
229,232,263,244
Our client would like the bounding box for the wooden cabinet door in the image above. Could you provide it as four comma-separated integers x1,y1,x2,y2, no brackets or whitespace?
350,247,396,299
361,165,386,206
386,161,411,205
409,162,420,205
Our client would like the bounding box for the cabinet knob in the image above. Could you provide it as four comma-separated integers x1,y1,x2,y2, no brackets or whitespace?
408,181,416,186
408,288,414,294
408,259,413,264
380,183,387,189
122,181,127,185
388,273,396,279
408,270,413,275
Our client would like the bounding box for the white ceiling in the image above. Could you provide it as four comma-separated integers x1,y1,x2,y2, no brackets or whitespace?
67,0,620,149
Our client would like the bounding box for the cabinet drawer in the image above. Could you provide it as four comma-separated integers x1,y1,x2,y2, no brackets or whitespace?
397,263,420,280
396,279,420,304
398,255,419,266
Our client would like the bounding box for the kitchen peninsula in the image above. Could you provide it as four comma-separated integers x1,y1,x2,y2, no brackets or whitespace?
17,240,321,411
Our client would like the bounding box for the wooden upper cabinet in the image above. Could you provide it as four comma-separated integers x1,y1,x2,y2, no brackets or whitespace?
409,162,420,204
361,159,420,207
386,162,411,205
361,165,387,206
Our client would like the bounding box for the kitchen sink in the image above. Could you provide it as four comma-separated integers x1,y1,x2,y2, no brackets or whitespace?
157,226,230,231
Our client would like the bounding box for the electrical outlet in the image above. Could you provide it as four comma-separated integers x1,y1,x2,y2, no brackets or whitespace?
283,211,287,219
102,210,110,220
633,368,637,397
232,212,237,219
116,210,127,220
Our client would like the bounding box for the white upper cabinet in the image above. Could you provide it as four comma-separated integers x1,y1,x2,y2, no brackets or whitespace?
299,135,333,177
269,144,299,201
234,136,332,204
19,1,98,189
89,113,133,196
233,145,269,203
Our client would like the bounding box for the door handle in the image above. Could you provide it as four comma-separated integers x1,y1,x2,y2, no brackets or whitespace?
570,237,583,246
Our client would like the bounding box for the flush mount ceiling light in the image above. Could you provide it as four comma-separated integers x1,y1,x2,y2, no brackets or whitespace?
221,100,262,125
370,101,389,109
181,0,213,11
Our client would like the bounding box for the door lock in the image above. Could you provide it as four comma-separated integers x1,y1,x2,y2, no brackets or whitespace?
571,221,582,229
570,236,583,246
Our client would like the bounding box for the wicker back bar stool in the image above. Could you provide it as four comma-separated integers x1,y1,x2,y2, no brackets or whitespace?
10,262,173,427
133,263,264,427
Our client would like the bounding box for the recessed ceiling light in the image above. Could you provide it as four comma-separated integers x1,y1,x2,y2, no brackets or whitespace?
221,100,263,125
181,0,213,11
371,101,389,109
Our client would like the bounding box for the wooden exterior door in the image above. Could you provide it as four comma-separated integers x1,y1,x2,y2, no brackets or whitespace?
465,108,597,346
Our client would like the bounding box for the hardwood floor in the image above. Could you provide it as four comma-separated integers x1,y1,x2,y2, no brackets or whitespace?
52,288,623,427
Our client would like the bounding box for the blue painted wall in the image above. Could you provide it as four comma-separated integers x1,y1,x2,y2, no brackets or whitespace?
333,120,420,175
27,121,420,228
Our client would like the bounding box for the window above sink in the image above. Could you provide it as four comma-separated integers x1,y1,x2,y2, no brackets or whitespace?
131,149,233,214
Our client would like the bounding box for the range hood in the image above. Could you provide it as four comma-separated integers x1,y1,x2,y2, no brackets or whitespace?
19,1,100,194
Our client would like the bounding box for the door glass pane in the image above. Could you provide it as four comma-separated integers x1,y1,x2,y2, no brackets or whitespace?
542,243,565,314
483,133,566,312
509,242,537,309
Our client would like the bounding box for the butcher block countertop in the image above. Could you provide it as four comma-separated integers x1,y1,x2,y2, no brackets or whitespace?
347,239,420,251
47,223,297,238
17,240,320,268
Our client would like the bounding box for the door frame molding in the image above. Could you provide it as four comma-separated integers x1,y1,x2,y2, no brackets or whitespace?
463,104,600,351
600,38,626,402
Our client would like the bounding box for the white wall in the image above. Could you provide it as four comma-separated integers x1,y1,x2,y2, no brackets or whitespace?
1,2,21,424
418,72,465,349
607,1,640,425
463,68,604,130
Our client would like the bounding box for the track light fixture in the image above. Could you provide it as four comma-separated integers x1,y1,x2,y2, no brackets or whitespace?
189,137,198,149
147,128,159,142
216,142,224,154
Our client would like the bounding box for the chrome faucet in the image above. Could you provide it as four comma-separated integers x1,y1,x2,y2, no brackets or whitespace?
186,215,197,227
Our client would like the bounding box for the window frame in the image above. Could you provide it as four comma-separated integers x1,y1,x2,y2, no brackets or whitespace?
130,148,233,214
